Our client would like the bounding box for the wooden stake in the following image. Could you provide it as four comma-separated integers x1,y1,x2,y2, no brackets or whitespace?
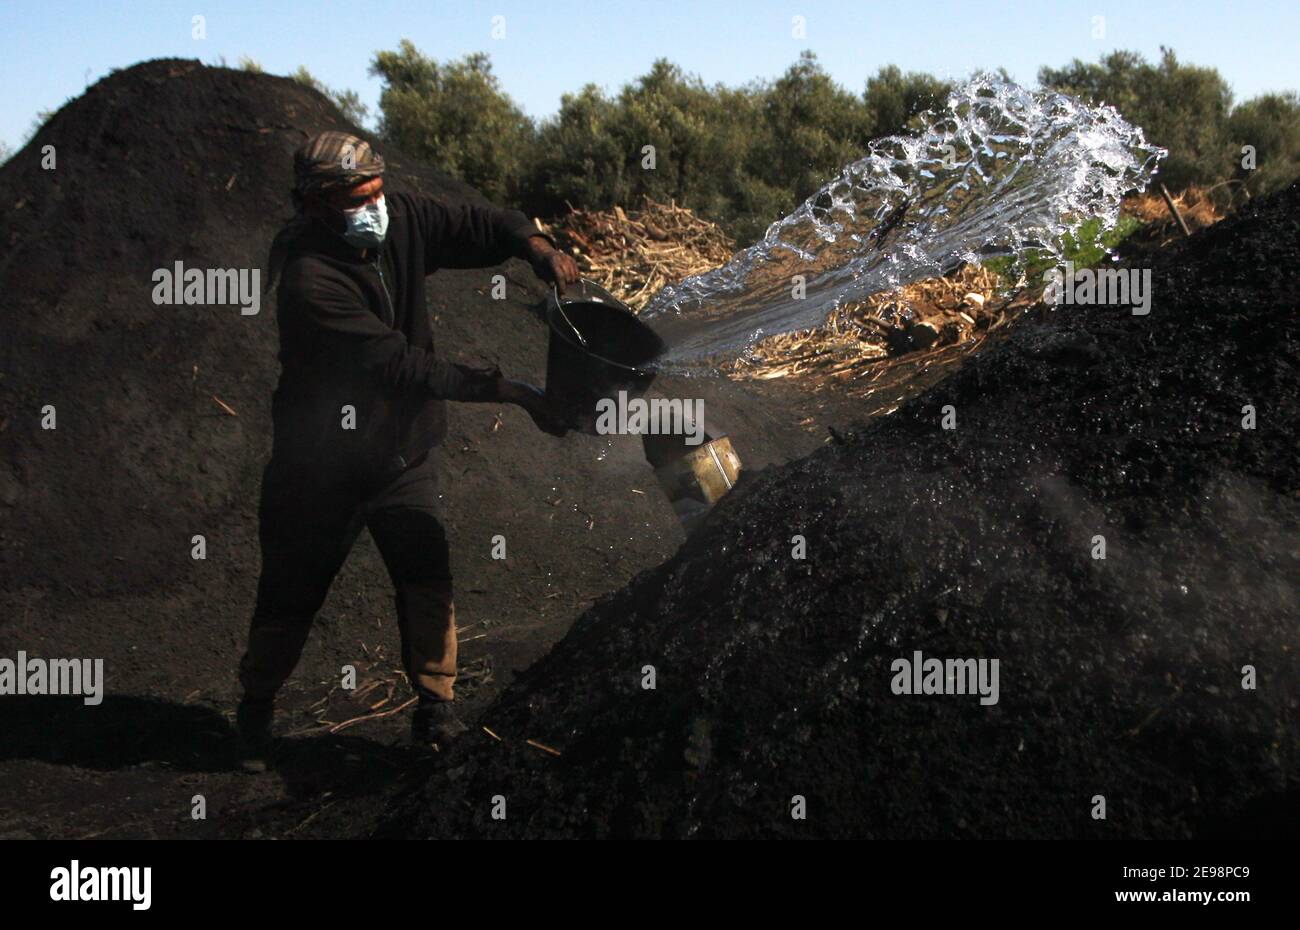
1159,184,1192,238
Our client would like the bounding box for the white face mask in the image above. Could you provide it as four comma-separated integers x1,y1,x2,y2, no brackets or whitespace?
340,195,388,248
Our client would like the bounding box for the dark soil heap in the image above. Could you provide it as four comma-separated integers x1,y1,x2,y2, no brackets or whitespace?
389,183,1299,839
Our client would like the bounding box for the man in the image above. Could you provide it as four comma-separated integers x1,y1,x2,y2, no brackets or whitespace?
236,131,579,771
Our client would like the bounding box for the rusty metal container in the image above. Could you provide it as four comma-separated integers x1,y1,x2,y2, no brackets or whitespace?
647,436,742,529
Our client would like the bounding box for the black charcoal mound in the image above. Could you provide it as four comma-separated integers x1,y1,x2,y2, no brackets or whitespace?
389,182,1299,839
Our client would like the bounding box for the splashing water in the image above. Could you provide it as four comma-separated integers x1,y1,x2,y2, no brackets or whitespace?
640,74,1165,372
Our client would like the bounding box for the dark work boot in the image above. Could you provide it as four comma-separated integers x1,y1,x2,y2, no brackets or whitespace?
235,697,275,774
411,696,469,750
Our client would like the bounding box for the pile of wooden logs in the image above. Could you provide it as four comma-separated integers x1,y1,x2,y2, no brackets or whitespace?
536,198,736,310
722,265,1007,383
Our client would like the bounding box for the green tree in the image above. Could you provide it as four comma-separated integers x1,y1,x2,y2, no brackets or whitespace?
525,59,767,239
863,65,951,137
369,42,535,202
1039,48,1236,189
1226,92,1300,197
616,61,747,207
748,51,874,215
526,84,630,214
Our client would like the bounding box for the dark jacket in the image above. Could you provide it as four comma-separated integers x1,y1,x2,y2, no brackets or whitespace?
270,190,546,488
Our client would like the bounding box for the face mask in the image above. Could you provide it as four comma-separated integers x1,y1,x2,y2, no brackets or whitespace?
339,195,388,248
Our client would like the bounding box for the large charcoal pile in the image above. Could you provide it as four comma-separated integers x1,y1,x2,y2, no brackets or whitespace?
388,183,1299,839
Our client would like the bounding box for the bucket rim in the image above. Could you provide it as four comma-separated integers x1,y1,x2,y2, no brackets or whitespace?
546,282,663,375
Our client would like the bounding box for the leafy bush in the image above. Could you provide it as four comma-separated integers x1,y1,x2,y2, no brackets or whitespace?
864,65,952,137
1226,92,1300,199
369,42,534,203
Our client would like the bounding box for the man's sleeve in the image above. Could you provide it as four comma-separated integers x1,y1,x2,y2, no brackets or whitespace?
288,272,500,401
411,193,556,270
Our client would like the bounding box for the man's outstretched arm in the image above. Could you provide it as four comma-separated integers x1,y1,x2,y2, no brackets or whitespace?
412,194,579,292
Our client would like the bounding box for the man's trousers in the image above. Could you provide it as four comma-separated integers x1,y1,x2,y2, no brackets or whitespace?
238,450,458,703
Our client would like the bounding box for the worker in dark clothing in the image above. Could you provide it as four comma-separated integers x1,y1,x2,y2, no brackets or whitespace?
236,131,578,771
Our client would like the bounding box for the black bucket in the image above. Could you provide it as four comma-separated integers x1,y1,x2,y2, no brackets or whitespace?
545,280,666,434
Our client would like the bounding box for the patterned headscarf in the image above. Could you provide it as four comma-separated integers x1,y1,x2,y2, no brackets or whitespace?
292,131,386,199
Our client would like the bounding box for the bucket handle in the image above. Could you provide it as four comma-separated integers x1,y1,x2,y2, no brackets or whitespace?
552,283,588,347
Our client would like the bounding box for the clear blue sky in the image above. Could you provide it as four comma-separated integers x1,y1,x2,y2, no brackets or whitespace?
2,0,1297,148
